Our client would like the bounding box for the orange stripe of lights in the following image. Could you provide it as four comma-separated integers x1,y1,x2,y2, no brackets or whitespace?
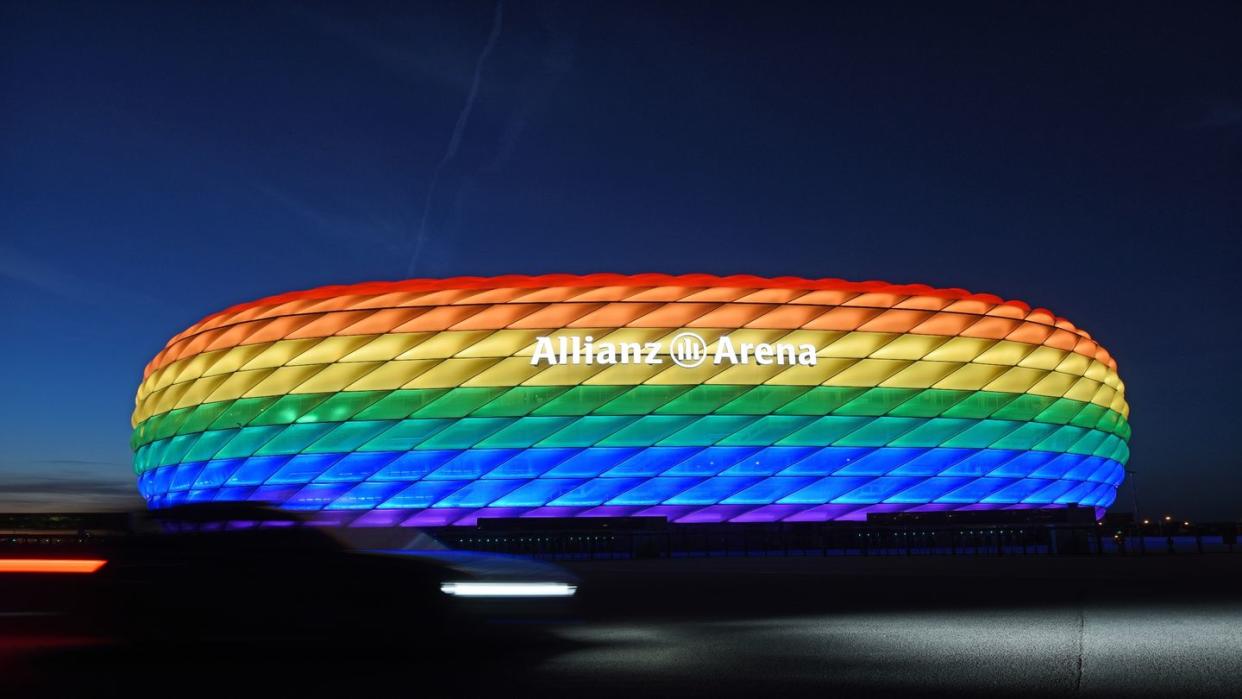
0,559,107,574
144,273,1114,379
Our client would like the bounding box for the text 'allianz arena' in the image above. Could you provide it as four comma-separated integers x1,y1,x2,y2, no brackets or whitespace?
132,274,1129,525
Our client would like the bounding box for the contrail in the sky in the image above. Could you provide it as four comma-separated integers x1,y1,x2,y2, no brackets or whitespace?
409,0,505,276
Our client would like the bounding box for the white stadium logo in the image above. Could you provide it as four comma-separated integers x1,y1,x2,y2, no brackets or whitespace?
530,333,817,367
669,332,709,368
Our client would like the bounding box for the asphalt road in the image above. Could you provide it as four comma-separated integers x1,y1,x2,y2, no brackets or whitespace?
7,555,1242,697
533,556,1242,697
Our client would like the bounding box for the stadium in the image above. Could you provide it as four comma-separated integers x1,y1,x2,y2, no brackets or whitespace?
131,273,1129,526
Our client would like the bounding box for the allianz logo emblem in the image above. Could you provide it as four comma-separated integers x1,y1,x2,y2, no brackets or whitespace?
669,332,709,368
530,333,818,368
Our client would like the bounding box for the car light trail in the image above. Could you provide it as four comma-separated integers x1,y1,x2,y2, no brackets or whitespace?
0,559,107,574
440,581,577,597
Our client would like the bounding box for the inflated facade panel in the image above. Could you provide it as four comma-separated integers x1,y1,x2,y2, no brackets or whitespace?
132,274,1129,525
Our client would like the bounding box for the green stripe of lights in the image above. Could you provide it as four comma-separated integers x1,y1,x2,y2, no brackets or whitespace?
132,384,1130,452
133,412,1131,474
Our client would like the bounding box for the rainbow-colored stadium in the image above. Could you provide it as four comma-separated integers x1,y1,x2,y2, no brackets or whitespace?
131,274,1129,525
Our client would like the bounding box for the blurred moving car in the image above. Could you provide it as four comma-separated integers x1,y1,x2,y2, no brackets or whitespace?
0,504,578,646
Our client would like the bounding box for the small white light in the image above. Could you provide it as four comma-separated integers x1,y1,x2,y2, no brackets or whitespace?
440,581,577,598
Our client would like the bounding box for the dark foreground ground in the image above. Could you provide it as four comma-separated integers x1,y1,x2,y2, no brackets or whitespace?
5,554,1241,697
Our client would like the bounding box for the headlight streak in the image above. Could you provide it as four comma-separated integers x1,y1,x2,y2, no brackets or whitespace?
440,581,577,597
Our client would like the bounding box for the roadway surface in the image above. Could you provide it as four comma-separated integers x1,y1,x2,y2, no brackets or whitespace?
6,554,1242,697
549,556,1242,697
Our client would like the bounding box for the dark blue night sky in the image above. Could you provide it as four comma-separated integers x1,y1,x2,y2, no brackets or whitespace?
1,1,1239,517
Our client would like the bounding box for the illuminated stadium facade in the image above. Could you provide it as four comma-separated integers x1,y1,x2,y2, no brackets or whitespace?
132,274,1130,525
